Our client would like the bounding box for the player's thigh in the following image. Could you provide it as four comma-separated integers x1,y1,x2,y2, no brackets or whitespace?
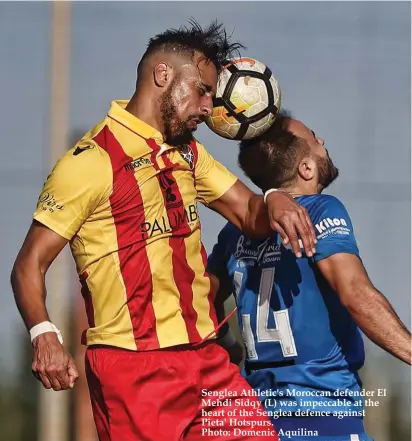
86,346,198,441
85,352,111,441
185,343,278,440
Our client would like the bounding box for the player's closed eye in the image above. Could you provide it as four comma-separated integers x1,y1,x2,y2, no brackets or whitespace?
197,84,207,96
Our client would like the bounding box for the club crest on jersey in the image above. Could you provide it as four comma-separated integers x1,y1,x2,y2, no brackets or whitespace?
179,144,195,169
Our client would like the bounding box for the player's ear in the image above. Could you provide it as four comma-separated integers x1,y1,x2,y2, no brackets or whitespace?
298,156,316,182
153,61,172,88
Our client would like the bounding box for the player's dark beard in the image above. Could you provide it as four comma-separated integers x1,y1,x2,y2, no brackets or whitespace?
160,81,194,147
316,151,339,190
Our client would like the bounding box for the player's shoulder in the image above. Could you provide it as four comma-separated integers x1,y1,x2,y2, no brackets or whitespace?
71,121,111,158
190,137,206,157
54,129,112,183
192,136,204,149
298,194,354,233
190,137,215,160
66,139,102,159
298,193,348,214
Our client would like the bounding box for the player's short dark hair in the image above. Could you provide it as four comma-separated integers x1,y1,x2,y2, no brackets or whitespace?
238,110,309,192
138,19,244,74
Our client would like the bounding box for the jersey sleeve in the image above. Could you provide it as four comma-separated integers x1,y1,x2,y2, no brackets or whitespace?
33,143,111,240
311,196,360,262
193,141,238,205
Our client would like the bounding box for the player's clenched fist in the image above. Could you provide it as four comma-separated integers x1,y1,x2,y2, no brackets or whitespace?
31,332,79,391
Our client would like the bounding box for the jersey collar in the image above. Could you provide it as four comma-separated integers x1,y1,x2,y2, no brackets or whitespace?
107,100,164,144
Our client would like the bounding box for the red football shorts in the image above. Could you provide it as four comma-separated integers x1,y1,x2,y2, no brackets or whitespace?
85,342,278,441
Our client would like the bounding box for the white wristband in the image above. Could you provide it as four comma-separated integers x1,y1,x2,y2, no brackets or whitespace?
30,321,64,344
263,188,281,204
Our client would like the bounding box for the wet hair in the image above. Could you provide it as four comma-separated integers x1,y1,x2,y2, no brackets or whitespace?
138,19,244,74
238,110,310,191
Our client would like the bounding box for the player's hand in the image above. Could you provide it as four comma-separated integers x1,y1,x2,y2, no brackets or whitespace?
265,190,317,258
31,332,79,391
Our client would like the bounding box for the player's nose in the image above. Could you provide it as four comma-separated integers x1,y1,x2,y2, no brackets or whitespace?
200,97,213,117
317,137,325,146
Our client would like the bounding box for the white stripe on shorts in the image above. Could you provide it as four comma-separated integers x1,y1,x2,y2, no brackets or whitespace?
350,435,360,441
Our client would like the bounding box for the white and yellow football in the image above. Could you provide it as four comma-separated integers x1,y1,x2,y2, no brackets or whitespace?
206,57,281,140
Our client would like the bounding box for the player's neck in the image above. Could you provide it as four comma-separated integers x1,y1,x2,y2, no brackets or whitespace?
280,182,320,198
126,89,166,138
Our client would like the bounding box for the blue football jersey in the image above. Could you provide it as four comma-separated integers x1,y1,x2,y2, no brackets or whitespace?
208,194,366,415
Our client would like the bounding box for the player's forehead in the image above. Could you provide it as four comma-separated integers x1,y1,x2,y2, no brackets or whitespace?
180,53,217,91
287,119,313,141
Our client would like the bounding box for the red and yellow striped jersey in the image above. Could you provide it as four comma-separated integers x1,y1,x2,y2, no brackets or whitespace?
34,101,237,350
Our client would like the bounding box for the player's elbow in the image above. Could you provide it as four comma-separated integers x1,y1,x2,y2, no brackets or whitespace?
241,194,272,239
339,281,380,316
11,249,42,292
241,216,271,240
10,259,24,296
10,254,28,291
338,284,359,310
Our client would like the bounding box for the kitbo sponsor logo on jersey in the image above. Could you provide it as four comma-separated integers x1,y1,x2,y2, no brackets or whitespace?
315,217,349,236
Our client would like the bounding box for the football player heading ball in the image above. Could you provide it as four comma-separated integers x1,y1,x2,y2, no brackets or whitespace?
12,20,319,441
208,109,411,441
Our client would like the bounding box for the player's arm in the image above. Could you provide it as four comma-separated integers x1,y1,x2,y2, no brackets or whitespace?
194,142,316,257
311,196,411,365
11,221,68,331
210,180,316,258
11,222,79,390
317,254,411,365
11,143,111,390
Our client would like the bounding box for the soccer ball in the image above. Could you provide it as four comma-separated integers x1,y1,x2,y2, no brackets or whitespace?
206,57,281,140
